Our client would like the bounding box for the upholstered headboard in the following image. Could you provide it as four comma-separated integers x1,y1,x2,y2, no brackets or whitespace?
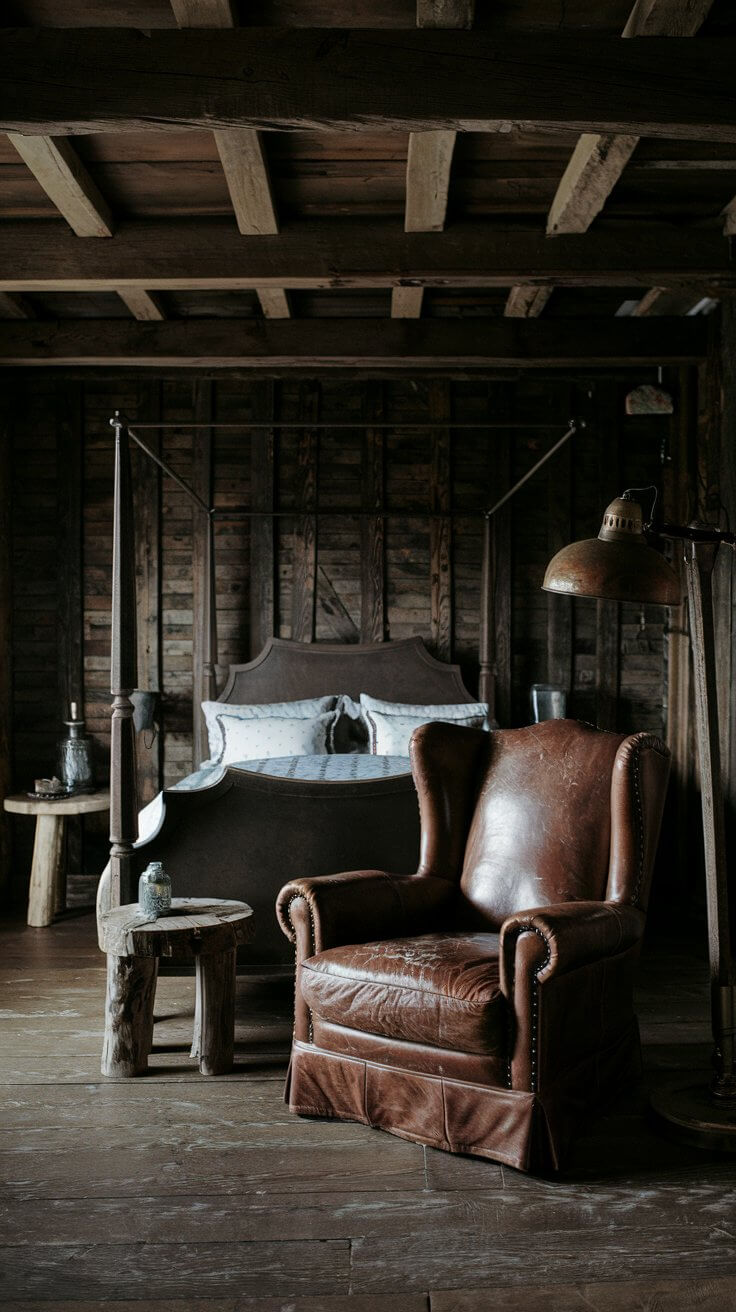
217,637,476,706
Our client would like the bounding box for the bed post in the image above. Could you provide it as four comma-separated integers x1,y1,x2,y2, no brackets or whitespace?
478,512,495,717
109,413,139,907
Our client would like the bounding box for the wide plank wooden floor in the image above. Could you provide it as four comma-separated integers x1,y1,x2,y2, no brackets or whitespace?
1,911,735,1311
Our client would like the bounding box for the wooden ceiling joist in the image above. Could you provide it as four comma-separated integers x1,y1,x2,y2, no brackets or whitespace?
1,32,734,139
0,292,35,320
7,134,113,238
171,0,290,321
0,318,708,370
117,289,167,321
2,222,731,293
504,286,553,319
505,0,715,317
169,0,236,25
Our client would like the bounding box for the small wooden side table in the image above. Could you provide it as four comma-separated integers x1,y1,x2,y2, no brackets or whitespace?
98,897,254,1078
3,790,110,928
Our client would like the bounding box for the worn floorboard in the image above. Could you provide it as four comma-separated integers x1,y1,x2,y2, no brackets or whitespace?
0,912,734,1307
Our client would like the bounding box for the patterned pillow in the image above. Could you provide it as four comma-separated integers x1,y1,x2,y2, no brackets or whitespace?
359,693,490,722
202,696,338,763
364,709,488,757
216,712,338,765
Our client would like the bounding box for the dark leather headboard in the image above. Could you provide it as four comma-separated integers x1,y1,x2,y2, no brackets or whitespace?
217,637,476,706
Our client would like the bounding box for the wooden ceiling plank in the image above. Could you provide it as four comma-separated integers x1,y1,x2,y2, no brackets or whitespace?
504,286,553,318
169,0,236,25
507,0,716,317
1,221,732,291
6,134,113,238
0,291,35,319
117,288,167,321
0,318,708,369
1,31,734,139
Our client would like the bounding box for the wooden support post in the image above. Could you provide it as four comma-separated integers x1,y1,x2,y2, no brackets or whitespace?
0,395,12,902
490,385,512,727
101,953,158,1078
546,400,573,698
595,381,622,730
192,381,215,767
133,380,163,805
249,381,276,657
291,381,320,643
109,414,139,909
191,948,236,1075
360,383,387,643
429,381,453,661
56,381,84,898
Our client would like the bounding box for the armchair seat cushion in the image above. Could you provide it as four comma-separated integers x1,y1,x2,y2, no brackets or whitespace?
301,931,506,1055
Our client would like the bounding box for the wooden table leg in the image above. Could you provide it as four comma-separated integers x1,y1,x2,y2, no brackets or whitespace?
102,953,158,1078
192,948,236,1075
27,814,65,927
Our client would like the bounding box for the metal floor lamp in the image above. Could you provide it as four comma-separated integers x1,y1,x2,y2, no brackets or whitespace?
543,491,736,1149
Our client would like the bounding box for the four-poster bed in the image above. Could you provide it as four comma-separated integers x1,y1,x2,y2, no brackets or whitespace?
103,412,577,963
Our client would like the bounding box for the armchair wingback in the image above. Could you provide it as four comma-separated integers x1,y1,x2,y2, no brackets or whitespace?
277,719,670,1173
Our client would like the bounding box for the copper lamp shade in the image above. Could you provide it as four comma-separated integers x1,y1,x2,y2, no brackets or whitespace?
542,495,680,606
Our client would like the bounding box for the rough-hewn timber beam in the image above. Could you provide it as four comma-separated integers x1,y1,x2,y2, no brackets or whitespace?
7,134,113,237
0,319,708,369
506,0,715,317
0,32,734,140
505,286,553,319
1,222,732,293
169,0,236,25
117,289,167,321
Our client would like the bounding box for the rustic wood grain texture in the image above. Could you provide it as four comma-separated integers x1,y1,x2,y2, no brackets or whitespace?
133,379,163,804
169,0,236,25
360,383,386,643
594,382,622,731
98,897,253,959
504,286,553,318
250,381,277,657
118,288,166,321
489,387,512,727
6,134,114,237
0,394,12,898
0,319,709,369
192,379,214,766
2,221,732,291
100,951,158,1077
429,382,453,661
291,381,320,642
0,31,733,139
191,944,236,1074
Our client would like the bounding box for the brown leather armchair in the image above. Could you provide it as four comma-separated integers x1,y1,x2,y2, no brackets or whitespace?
276,719,671,1173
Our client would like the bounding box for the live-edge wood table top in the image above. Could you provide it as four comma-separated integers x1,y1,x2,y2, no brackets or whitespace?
98,896,253,959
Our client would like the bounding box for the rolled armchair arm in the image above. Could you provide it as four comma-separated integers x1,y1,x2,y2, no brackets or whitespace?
277,869,455,957
500,900,645,994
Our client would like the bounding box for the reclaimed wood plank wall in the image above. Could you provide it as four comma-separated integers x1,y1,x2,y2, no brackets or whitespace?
2,370,688,905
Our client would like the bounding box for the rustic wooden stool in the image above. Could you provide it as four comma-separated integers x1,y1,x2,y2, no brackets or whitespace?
4,790,110,927
98,897,253,1078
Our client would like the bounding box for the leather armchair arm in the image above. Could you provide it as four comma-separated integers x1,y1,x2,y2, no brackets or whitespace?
500,900,645,994
276,869,455,957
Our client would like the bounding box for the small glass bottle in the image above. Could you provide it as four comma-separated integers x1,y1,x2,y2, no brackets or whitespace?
57,702,94,792
138,861,172,919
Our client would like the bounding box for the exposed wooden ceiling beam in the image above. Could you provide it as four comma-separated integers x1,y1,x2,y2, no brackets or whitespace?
505,286,553,319
213,129,291,319
1,32,733,139
0,291,35,320
169,0,236,24
0,318,708,370
7,134,113,237
506,0,715,318
630,287,670,316
171,0,290,322
2,222,731,293
393,0,469,321
117,289,167,321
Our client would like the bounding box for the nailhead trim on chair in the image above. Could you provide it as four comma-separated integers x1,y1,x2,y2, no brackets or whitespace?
506,924,551,1093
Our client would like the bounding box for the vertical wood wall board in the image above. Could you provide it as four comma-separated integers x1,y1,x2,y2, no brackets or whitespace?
360,382,387,644
595,380,622,732
429,380,453,661
290,380,320,644
249,380,276,659
0,393,13,898
132,378,163,804
192,379,214,767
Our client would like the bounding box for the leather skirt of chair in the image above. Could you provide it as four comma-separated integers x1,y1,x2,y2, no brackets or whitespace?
285,1017,643,1175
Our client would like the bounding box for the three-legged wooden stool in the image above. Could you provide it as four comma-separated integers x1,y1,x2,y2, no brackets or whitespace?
98,897,253,1077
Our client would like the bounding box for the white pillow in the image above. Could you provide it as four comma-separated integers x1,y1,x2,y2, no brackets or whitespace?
216,712,337,765
359,693,489,721
202,696,338,763
364,709,488,757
